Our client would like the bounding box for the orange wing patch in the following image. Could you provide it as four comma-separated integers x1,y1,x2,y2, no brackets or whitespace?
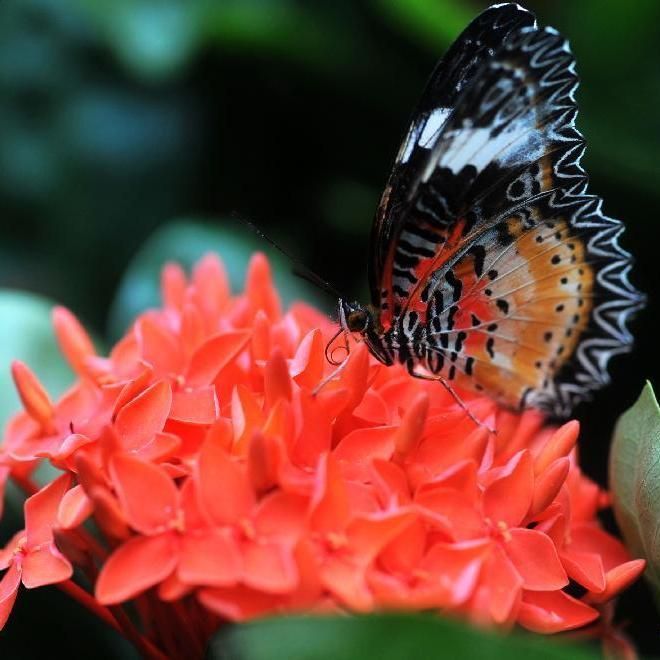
425,212,595,410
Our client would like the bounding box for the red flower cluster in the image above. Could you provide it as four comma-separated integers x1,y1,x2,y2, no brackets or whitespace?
0,253,644,656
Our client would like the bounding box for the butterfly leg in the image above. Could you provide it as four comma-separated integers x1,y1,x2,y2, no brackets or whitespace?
406,360,495,434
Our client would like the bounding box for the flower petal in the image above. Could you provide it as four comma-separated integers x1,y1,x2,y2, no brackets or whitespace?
347,511,417,564
158,572,194,601
231,385,265,453
196,437,255,525
22,545,73,588
0,562,22,630
484,544,523,624
11,361,54,430
290,329,324,389
415,486,482,540
352,390,390,425
568,522,631,571
170,387,219,425
191,254,230,323
134,431,181,463
110,454,179,533
58,484,94,529
96,533,179,604
242,541,298,594
136,317,182,375
248,430,283,494
518,590,598,634
110,368,153,420
534,420,579,475
161,262,187,309
264,348,292,408
586,559,646,604
339,343,370,410
529,457,570,518
114,380,172,451
253,491,310,544
309,454,350,534
378,518,426,574
560,549,605,593
52,307,96,377
392,392,429,457
0,532,24,570
505,528,567,591
421,539,489,606
291,393,333,468
25,473,72,547
483,450,534,528
186,331,251,388
333,426,396,480
245,253,281,320
320,555,374,611
198,585,281,622
179,530,242,587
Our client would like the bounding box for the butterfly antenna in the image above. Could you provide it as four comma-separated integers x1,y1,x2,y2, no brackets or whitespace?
234,214,345,300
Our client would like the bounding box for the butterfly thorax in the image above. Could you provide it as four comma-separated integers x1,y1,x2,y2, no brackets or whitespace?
338,298,448,375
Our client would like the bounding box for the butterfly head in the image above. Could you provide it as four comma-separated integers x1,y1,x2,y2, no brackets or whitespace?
324,299,392,367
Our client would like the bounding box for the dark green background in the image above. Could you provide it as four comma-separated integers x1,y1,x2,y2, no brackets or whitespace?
1,0,658,657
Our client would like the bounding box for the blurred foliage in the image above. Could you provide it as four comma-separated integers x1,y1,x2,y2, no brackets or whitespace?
610,382,660,611
0,290,72,427
0,0,658,656
108,218,324,339
209,613,598,660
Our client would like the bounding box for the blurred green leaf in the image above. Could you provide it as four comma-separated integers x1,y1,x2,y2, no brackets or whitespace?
566,0,660,197
371,0,470,51
202,1,352,74
0,290,72,430
74,0,357,81
610,381,660,608
321,179,379,237
80,0,200,81
108,218,326,340
207,613,597,660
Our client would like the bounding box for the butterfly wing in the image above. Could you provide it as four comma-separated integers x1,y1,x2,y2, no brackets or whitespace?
371,4,643,414
369,2,537,319
409,189,643,415
386,23,589,323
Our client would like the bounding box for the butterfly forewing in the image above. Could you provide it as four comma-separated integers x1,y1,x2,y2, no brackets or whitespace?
369,3,536,311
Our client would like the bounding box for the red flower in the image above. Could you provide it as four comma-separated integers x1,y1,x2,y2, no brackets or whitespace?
0,252,645,658
0,474,73,628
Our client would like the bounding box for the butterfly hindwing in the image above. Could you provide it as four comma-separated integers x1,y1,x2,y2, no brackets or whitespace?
406,189,642,414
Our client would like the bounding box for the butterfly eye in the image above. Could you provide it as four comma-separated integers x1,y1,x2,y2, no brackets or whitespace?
347,310,369,333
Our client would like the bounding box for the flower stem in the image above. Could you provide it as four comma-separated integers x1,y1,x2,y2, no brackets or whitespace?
58,580,168,658
109,604,170,660
10,472,39,496
57,579,121,632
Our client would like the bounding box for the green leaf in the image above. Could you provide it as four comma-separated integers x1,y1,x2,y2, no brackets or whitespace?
371,0,471,51
74,0,202,81
74,0,357,81
0,290,73,431
108,218,326,340
207,613,597,660
610,381,660,606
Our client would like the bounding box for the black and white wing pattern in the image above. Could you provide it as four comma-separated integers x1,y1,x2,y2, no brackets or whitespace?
368,2,536,304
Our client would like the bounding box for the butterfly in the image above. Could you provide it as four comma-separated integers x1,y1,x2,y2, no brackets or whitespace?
332,2,644,419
